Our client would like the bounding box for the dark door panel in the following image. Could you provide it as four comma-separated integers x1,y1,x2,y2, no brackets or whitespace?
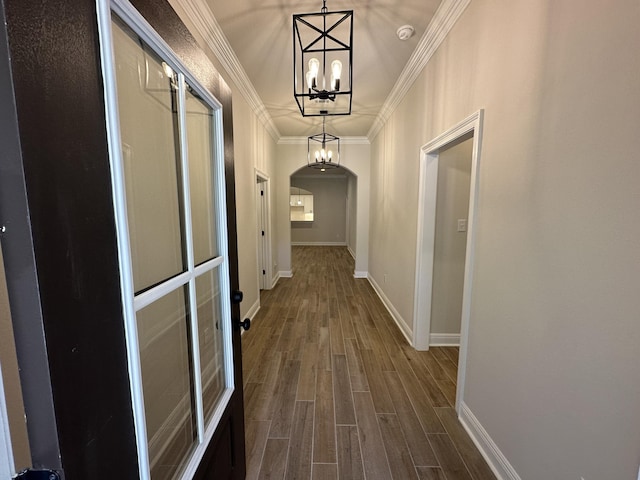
0,0,245,478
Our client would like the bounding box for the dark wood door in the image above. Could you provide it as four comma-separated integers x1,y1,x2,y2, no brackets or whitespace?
0,0,245,478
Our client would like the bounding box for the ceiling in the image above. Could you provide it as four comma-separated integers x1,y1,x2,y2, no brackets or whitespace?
203,0,443,139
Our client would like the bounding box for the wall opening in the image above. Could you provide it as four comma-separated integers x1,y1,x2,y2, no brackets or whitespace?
413,110,484,412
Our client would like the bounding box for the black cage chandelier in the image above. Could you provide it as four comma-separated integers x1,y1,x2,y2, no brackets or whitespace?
293,0,353,117
308,118,340,170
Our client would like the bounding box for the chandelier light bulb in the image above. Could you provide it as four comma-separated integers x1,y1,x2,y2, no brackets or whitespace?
306,70,315,90
307,57,320,89
330,60,342,90
328,150,333,160
315,150,320,160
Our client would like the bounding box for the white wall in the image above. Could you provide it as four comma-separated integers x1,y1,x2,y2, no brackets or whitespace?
290,176,347,245
369,0,640,479
430,137,472,335
277,141,370,276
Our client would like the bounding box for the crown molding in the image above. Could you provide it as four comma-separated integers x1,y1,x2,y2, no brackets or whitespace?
178,0,281,142
367,0,471,140
278,136,370,145
178,0,468,144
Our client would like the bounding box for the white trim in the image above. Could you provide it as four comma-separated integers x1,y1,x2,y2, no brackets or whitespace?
178,0,280,141
132,257,224,311
347,245,355,260
177,74,206,443
413,110,484,416
0,364,15,479
278,136,370,145
368,0,471,140
367,275,412,345
353,271,368,279
290,242,347,246
429,333,460,346
278,270,293,278
459,402,521,480
244,298,260,324
270,271,281,288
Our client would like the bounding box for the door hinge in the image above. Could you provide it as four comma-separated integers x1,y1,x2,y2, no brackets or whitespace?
15,469,61,480
261,230,265,236
261,190,264,196
262,270,266,275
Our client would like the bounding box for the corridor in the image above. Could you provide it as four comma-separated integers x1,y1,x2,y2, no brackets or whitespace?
241,246,495,480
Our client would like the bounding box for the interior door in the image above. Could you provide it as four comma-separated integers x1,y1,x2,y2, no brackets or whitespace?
256,178,268,290
100,2,247,479
0,0,245,478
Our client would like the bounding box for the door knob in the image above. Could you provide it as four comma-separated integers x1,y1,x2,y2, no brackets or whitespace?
231,290,243,304
236,318,251,331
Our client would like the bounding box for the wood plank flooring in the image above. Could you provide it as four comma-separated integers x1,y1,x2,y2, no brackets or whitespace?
241,246,495,480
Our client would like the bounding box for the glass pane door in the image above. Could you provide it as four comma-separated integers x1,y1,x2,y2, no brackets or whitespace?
110,15,232,480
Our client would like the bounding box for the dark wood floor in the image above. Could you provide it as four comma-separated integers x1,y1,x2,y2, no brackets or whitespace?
241,246,495,480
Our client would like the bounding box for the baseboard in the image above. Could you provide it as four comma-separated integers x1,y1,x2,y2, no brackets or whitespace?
278,270,293,278
347,245,356,259
245,298,260,322
429,333,460,346
366,275,413,345
353,271,368,279
459,402,522,480
291,242,347,246
270,272,280,289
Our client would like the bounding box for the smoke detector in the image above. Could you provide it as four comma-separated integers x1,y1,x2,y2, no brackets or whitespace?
396,25,415,41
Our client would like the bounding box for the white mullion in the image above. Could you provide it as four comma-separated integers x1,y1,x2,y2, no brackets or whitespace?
133,271,191,311
212,109,234,391
194,256,224,276
177,74,206,443
96,2,150,478
132,257,222,312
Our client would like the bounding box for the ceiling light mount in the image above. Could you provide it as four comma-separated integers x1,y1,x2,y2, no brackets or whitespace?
293,0,353,117
396,25,415,41
308,117,340,170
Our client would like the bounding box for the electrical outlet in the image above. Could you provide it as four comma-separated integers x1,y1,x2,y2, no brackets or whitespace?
457,218,467,232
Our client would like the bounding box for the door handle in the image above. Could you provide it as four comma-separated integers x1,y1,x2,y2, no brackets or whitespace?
235,318,251,331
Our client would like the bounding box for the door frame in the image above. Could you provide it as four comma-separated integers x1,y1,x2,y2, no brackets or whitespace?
413,110,484,412
255,169,272,290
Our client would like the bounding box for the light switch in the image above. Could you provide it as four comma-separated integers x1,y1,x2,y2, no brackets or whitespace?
457,219,467,232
